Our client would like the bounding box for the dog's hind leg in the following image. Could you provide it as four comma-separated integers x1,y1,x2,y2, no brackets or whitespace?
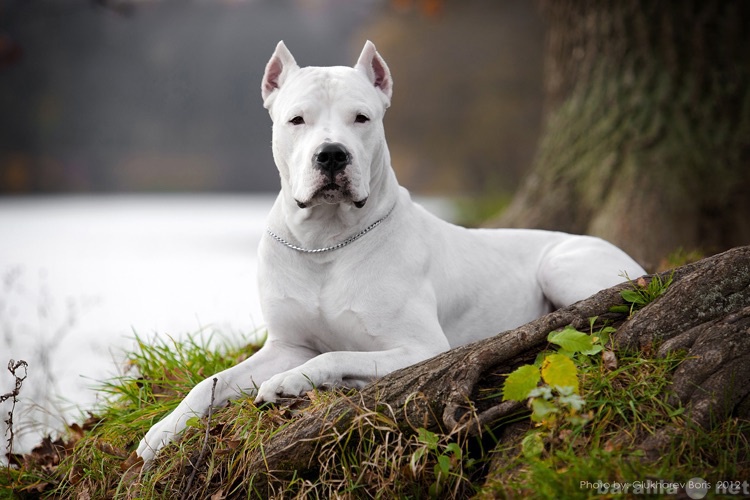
537,235,646,309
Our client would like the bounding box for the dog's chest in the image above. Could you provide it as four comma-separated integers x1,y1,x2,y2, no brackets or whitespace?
262,256,386,353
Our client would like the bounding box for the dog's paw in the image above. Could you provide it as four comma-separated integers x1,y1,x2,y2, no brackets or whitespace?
136,409,195,463
254,370,313,404
136,420,174,463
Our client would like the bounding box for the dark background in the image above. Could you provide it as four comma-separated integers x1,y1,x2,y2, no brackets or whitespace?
0,0,544,197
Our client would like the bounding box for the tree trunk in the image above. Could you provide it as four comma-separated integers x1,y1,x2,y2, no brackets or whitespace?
238,246,750,491
494,0,750,270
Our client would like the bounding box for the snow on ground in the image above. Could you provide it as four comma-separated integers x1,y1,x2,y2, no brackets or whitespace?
0,194,272,458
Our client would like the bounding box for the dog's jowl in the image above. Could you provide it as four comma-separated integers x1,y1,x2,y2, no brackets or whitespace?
137,41,645,462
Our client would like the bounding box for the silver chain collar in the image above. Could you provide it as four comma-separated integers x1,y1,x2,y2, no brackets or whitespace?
266,204,396,254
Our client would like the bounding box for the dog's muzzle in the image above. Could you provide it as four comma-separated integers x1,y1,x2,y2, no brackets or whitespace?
293,142,368,209
313,142,351,176
295,142,367,208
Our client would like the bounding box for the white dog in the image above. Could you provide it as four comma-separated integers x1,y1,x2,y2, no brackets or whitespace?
137,41,645,462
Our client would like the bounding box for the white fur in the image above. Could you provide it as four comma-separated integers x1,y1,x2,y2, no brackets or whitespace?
137,41,645,462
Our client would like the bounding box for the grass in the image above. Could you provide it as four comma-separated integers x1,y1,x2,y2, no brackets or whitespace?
1,331,263,498
481,349,750,498
2,327,748,498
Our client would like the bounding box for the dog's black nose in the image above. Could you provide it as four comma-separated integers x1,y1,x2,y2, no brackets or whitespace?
313,142,350,175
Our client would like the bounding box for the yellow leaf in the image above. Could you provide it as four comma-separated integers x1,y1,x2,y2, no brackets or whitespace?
541,354,579,394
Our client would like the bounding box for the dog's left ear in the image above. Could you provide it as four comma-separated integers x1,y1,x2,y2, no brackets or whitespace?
355,41,392,106
262,41,299,108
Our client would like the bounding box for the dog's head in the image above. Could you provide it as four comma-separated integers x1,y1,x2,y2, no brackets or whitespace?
261,41,392,210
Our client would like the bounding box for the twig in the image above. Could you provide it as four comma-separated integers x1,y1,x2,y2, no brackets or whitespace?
182,377,218,499
457,400,525,436
2,359,28,471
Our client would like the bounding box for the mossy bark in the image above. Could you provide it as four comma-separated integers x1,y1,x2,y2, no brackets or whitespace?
495,0,750,270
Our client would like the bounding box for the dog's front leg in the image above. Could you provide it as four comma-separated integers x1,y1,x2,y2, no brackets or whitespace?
254,344,447,403
136,340,315,463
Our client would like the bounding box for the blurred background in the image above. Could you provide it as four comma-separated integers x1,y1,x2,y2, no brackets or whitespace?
0,0,543,198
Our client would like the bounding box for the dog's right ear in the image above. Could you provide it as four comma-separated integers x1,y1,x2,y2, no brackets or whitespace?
262,41,299,107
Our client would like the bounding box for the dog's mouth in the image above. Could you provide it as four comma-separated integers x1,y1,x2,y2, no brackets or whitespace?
318,183,347,204
295,183,367,209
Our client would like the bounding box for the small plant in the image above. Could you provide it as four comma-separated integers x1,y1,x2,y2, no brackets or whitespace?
411,427,465,498
501,321,615,459
611,272,674,316
2,359,28,467
502,324,610,413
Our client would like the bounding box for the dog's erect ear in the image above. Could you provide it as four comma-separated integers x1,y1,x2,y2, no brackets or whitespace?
262,41,299,107
355,40,392,106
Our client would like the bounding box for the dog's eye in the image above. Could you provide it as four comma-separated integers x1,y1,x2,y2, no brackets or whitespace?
355,114,370,124
289,116,305,126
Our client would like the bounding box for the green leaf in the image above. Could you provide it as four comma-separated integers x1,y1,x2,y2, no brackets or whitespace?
521,432,545,459
410,447,426,474
533,351,553,367
502,364,541,402
429,482,441,498
588,316,598,331
548,327,594,353
437,454,451,475
445,442,462,459
530,397,559,422
579,344,603,356
555,385,576,397
668,407,686,418
558,393,586,412
185,416,201,428
597,326,616,346
621,289,644,304
417,427,438,450
528,386,553,400
541,354,579,394
609,305,630,314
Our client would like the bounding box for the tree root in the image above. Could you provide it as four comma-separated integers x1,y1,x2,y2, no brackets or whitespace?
242,246,750,488
617,246,750,428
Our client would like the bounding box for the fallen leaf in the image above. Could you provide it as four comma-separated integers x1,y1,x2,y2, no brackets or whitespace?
602,350,618,371
81,414,104,431
97,441,128,458
119,452,143,488
225,439,242,450
68,423,85,442
120,451,144,473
